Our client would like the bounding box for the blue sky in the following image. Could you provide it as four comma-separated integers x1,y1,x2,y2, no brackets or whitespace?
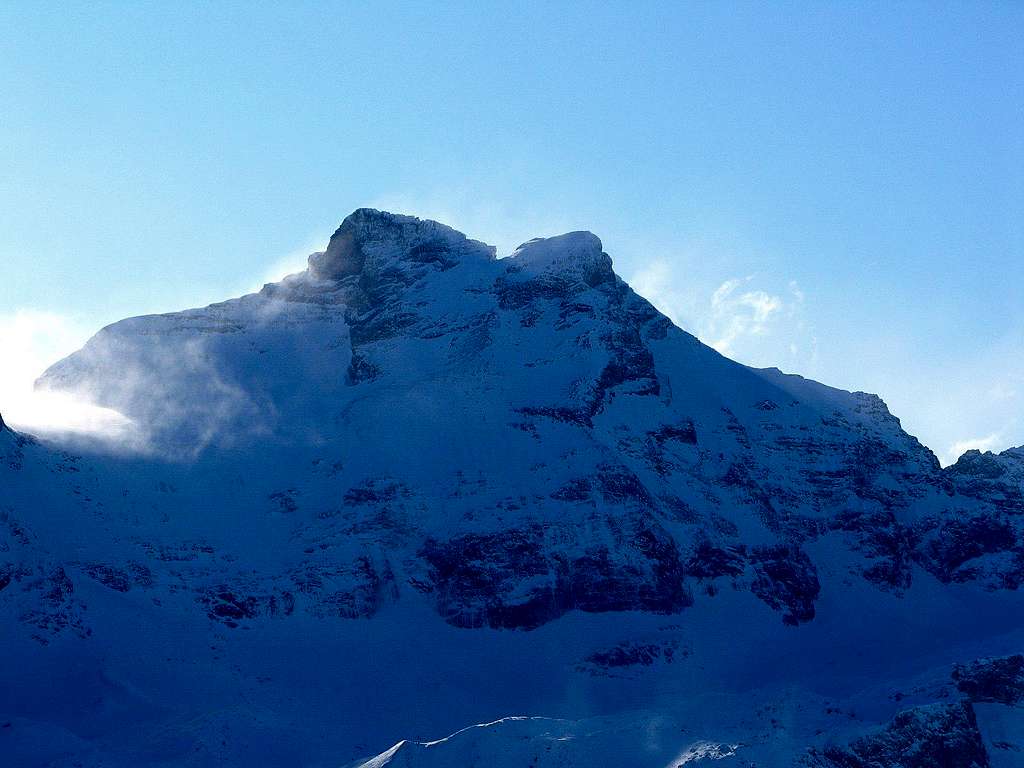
1,1,1021,462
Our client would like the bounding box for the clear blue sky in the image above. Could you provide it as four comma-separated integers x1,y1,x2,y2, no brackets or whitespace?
1,1,1022,462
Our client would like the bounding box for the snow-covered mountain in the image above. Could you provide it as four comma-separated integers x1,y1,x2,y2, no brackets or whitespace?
3,209,1024,767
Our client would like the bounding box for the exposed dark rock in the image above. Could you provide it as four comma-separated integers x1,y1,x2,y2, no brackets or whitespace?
347,308,420,346
346,352,381,384
82,563,132,592
514,405,592,428
658,494,699,524
808,701,989,768
140,540,216,562
709,512,740,538
512,293,661,426
495,274,576,311
420,525,551,629
953,654,1024,705
945,450,1024,513
948,450,1008,481
0,564,31,592
749,544,820,625
343,478,405,506
289,556,397,620
556,301,595,329
199,583,298,627
308,209,493,282
201,587,259,628
722,461,755,488
313,556,397,619
268,489,299,514
588,328,660,414
721,408,751,450
632,421,699,477
915,514,1017,583
407,240,460,270
550,478,592,502
420,519,690,630
650,422,698,445
597,464,655,508
846,439,914,503
266,591,296,618
684,541,746,580
127,561,155,588
578,639,683,675
20,567,90,642
80,562,154,592
832,510,916,592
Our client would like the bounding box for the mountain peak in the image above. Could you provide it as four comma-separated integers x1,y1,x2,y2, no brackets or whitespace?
508,230,614,287
14,210,1024,768
307,208,496,281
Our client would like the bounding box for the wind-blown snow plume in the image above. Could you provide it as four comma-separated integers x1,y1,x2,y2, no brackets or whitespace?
0,309,133,440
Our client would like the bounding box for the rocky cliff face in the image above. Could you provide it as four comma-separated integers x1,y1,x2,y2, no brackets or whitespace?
4,210,1024,767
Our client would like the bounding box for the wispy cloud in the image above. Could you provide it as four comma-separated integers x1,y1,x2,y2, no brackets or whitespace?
0,309,132,438
945,432,1006,466
633,260,1022,463
629,262,815,373
705,277,784,356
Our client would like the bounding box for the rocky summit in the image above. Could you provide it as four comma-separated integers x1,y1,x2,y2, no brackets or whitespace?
3,209,1024,767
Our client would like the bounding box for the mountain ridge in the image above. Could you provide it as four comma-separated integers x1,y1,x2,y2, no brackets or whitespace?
3,209,1024,766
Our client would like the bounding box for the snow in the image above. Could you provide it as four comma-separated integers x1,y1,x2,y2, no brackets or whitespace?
1,208,1023,767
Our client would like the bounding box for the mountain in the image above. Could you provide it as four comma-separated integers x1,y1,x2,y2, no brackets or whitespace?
3,209,1024,767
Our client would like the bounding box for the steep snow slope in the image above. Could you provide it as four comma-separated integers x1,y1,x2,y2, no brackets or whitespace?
3,209,1024,767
